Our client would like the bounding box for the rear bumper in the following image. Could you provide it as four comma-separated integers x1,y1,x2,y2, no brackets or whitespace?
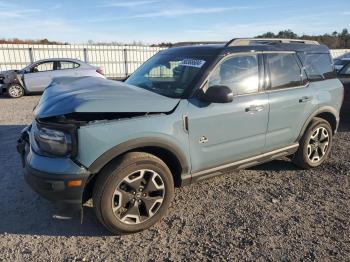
17,126,90,215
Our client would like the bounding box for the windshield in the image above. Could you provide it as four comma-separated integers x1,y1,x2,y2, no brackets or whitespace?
125,53,211,98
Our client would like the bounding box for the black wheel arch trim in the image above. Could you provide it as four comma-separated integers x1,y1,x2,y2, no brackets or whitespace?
297,106,339,142
87,137,190,176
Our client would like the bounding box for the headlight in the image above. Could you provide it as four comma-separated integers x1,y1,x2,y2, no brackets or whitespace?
31,121,72,157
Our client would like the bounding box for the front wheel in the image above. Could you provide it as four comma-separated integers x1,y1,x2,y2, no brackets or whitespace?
7,83,24,98
293,117,333,169
93,152,174,234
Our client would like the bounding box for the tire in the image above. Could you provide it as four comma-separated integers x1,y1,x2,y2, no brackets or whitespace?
93,152,174,234
292,117,333,169
7,83,24,98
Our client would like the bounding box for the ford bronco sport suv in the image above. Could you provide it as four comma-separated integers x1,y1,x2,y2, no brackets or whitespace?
17,38,343,234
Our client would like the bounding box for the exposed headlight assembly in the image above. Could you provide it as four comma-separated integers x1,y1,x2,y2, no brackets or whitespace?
31,121,73,157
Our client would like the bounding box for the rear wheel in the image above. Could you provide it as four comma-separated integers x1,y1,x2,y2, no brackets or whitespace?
7,84,24,98
93,152,174,234
293,117,333,169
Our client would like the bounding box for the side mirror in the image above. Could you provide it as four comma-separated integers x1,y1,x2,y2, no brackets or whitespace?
201,85,233,103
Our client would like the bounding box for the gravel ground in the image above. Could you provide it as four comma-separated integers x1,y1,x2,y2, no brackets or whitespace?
0,95,349,261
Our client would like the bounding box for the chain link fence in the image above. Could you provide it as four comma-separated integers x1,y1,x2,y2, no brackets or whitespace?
0,44,349,79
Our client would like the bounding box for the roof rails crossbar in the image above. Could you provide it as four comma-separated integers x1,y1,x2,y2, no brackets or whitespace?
226,38,319,47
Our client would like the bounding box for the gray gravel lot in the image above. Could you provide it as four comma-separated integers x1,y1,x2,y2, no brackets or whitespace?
0,95,349,261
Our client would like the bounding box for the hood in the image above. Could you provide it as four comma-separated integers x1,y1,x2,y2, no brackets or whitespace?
34,76,180,119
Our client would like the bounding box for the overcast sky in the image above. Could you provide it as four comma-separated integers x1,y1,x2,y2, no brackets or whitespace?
1,0,350,44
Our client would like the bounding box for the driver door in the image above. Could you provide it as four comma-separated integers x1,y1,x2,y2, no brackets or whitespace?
187,52,269,173
24,61,55,92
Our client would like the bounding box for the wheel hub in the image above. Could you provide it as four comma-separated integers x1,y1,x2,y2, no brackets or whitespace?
8,85,23,98
135,192,142,199
307,126,329,163
111,169,165,225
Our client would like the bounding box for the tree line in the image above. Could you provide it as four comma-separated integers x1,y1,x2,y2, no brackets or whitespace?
256,29,350,49
0,38,67,45
1,29,349,48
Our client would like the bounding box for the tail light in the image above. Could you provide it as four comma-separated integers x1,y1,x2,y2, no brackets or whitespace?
96,67,104,76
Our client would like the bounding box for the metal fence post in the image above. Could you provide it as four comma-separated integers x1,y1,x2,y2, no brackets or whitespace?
28,48,34,63
124,48,128,77
83,48,88,62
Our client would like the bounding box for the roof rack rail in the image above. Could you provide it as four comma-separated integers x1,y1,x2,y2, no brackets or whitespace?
226,38,319,47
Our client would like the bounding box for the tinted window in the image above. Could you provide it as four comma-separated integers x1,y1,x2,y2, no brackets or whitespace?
267,53,302,89
57,61,79,70
32,61,54,72
209,54,259,95
335,59,350,66
339,63,350,75
298,53,336,80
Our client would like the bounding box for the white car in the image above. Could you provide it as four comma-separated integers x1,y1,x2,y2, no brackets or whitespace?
0,58,105,98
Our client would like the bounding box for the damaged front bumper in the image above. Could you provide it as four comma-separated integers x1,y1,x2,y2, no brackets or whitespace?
17,125,90,216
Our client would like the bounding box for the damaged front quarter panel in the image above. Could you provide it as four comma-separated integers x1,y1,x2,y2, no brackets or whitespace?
0,70,24,93
33,76,187,171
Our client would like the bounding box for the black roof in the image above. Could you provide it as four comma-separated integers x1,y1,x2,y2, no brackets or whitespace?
162,39,330,56
161,44,225,56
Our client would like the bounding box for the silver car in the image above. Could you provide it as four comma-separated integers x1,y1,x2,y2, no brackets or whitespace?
0,58,105,98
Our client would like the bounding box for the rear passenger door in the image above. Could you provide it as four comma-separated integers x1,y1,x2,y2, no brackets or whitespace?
264,52,318,152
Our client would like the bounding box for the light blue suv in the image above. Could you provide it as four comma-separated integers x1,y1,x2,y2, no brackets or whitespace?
17,38,344,234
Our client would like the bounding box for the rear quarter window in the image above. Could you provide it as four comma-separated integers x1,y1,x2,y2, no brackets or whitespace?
57,61,80,70
298,53,336,81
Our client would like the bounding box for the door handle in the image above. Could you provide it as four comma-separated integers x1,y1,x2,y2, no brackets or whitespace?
299,96,311,103
245,105,264,112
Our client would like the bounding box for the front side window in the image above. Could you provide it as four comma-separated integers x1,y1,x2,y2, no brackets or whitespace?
57,61,79,70
126,53,212,98
31,61,54,72
267,53,302,90
208,54,259,95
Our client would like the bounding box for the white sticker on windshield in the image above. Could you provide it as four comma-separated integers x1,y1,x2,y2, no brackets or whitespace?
179,59,206,68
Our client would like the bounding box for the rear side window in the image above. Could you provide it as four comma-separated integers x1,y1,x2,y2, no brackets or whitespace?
339,63,350,75
57,61,80,70
334,59,349,66
267,53,302,90
298,53,336,80
208,54,259,95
